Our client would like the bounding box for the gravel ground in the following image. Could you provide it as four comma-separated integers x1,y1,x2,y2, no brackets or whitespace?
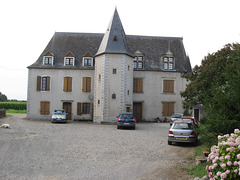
0,114,195,180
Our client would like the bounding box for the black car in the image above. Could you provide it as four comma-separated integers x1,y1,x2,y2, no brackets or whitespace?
117,113,136,130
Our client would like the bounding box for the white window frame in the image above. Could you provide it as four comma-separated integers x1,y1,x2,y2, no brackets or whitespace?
133,56,144,70
82,57,93,66
163,57,174,70
43,56,54,65
64,57,75,66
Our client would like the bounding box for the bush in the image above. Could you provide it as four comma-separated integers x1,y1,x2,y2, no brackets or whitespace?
206,129,240,179
0,102,27,110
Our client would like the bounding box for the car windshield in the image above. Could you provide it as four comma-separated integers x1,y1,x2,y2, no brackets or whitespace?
172,114,182,118
120,114,133,119
172,123,193,130
54,110,65,115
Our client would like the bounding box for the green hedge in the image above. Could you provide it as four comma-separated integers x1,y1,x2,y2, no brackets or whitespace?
0,102,27,110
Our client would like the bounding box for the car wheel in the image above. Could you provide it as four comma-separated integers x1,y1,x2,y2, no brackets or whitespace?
117,125,120,129
168,141,172,145
132,126,135,130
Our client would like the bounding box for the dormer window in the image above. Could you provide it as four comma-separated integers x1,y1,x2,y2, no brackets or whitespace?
64,51,75,66
43,51,54,65
163,57,174,70
133,50,144,70
162,51,175,70
65,57,75,66
82,52,93,66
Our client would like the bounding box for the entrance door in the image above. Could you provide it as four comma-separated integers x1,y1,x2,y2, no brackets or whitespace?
133,102,142,122
63,102,72,120
194,109,200,122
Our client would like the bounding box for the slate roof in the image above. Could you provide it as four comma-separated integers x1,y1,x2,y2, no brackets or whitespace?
96,9,133,57
28,9,192,73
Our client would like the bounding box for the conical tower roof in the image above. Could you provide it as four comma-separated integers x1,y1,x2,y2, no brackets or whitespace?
95,9,133,57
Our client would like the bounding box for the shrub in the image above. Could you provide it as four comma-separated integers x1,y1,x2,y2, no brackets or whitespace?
0,102,27,110
206,129,240,179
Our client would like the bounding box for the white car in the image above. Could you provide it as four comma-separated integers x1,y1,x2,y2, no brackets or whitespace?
52,110,67,123
170,113,184,126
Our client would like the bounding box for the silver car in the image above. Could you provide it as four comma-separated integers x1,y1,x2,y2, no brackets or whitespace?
168,121,198,145
51,109,67,123
169,113,184,126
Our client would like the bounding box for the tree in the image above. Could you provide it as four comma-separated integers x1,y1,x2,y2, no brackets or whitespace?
0,92,7,102
181,43,240,146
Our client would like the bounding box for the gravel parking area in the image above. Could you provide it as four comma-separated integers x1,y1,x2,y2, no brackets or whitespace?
0,114,194,180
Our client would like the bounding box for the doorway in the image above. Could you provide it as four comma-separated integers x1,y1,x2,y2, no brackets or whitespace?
133,102,142,122
63,102,72,120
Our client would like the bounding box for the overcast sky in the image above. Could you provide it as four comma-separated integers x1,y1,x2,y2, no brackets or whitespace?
0,0,239,100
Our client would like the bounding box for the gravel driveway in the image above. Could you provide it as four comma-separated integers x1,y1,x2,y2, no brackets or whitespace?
0,114,194,180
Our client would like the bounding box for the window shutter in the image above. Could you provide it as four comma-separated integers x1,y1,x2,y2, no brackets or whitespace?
138,79,143,93
68,77,72,92
86,77,91,92
46,76,50,91
77,102,82,115
90,103,93,116
63,77,68,92
163,80,174,93
162,102,168,116
37,76,41,91
133,79,137,93
82,77,86,92
40,101,50,115
162,102,174,116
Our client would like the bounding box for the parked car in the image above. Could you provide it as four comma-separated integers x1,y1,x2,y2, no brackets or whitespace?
168,121,198,145
180,116,198,127
117,112,136,130
52,109,67,123
170,113,184,126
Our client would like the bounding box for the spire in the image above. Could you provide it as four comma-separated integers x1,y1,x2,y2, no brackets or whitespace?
96,9,133,57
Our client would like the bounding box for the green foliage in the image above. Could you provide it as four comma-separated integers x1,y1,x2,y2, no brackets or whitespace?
181,43,240,146
0,102,27,110
186,163,207,178
6,109,26,114
0,92,7,102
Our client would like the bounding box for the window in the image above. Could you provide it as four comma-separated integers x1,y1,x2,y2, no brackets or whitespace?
77,102,93,115
162,102,174,117
133,56,144,70
133,78,143,93
113,69,117,74
64,57,75,66
163,80,174,93
43,56,53,65
112,93,116,99
98,100,100,104
83,57,93,66
63,77,72,92
40,101,50,115
163,57,174,70
82,77,91,92
37,76,50,91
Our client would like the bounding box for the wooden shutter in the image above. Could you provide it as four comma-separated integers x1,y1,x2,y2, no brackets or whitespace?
68,77,72,92
163,80,174,93
86,77,91,92
63,77,68,92
40,101,50,115
82,77,87,92
46,76,50,91
37,76,41,91
77,102,82,115
133,78,143,93
162,102,174,116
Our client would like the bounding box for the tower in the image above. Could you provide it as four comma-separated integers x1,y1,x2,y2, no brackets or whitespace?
94,9,133,123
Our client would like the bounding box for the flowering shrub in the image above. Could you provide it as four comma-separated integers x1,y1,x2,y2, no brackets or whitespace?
206,129,240,179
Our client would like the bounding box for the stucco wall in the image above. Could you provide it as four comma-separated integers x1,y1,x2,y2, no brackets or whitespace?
133,71,187,121
27,68,94,120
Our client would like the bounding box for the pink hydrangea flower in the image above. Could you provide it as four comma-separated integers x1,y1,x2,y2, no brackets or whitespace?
225,155,231,160
221,163,226,169
217,171,221,176
234,169,238,173
234,161,238,166
235,129,240,133
227,161,232,166
226,170,230,174
221,173,227,179
237,154,240,159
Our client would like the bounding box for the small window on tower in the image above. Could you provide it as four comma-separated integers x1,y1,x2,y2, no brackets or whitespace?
113,35,118,41
112,93,116,99
113,69,117,74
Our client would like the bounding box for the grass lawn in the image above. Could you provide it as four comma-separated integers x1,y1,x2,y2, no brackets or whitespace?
6,109,26,114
